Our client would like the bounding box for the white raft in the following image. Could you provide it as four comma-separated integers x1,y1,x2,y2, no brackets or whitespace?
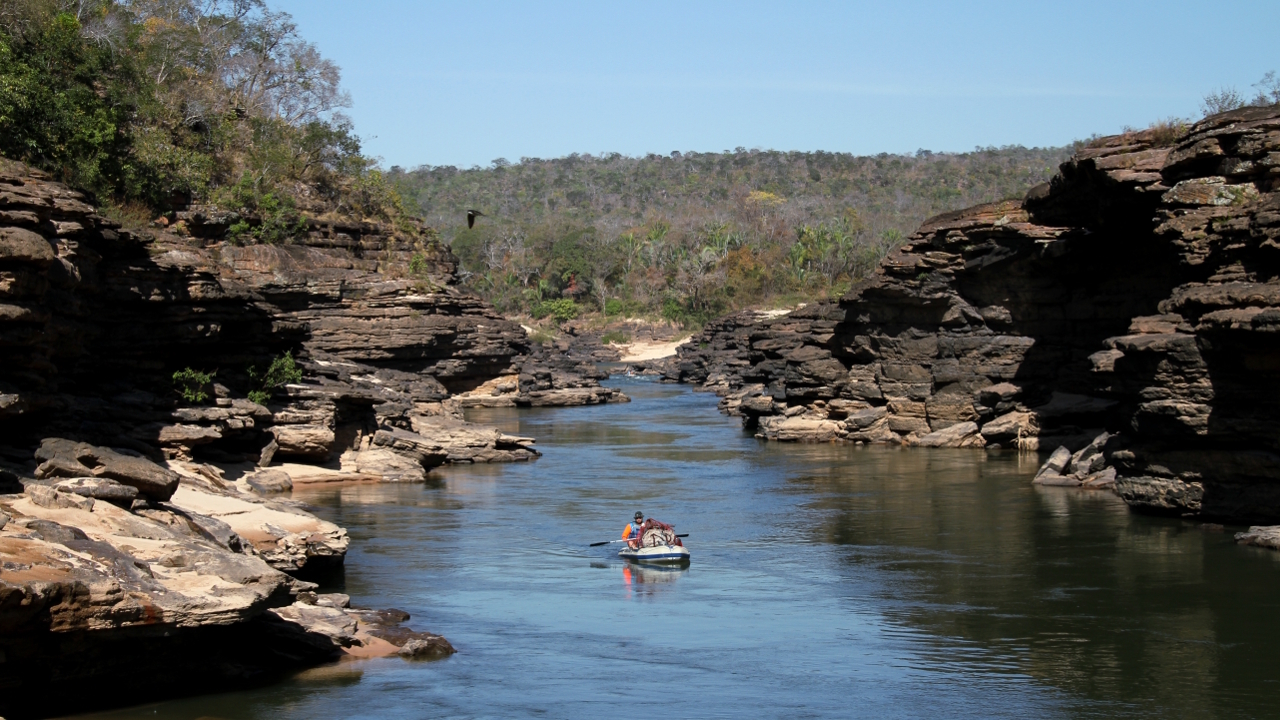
618,543,690,564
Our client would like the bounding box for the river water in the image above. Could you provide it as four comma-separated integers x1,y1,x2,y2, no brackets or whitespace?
76,377,1280,719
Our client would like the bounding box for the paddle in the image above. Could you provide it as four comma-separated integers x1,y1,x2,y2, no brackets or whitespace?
590,534,687,547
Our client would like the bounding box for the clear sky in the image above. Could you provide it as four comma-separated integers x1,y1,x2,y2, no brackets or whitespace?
270,0,1280,169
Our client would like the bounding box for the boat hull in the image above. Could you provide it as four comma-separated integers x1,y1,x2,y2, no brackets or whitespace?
618,544,690,564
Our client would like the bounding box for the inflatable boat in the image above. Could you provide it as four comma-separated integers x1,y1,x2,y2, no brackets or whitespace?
618,520,690,564
618,542,690,564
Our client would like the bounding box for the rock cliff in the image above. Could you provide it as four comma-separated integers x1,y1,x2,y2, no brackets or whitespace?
0,156,629,472
0,157,623,716
664,106,1280,523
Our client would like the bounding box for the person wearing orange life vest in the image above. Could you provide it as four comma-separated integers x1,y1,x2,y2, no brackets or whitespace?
622,511,645,549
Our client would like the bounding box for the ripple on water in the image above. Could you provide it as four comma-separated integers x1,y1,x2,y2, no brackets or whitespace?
68,378,1280,720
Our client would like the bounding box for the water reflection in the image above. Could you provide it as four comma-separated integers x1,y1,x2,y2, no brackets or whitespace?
783,444,1279,720
67,378,1280,720
622,562,687,597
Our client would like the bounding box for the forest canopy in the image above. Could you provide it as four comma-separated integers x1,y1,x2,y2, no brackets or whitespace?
0,0,407,237
392,145,1073,326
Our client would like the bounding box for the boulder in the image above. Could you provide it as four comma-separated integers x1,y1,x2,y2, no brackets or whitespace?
1081,466,1118,489
976,383,1021,408
51,477,138,505
1235,526,1280,550
26,483,95,511
270,425,336,459
35,438,180,500
0,226,54,264
1114,476,1204,514
244,469,293,495
844,405,888,430
1068,432,1111,476
339,447,428,483
756,416,843,442
268,603,359,648
980,411,1037,445
397,636,455,660
913,421,982,448
1038,446,1072,477
315,593,351,609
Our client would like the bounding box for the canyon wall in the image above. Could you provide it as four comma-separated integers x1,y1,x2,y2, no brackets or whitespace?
0,158,626,717
664,107,1280,523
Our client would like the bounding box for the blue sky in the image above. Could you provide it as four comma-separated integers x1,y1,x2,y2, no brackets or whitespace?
272,0,1280,169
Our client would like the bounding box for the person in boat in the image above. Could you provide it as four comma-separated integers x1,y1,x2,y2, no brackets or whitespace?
622,512,684,549
623,511,645,549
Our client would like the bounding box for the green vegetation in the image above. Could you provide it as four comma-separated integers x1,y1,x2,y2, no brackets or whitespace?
392,145,1071,326
600,330,631,345
172,367,214,404
531,298,581,323
247,352,302,405
0,0,409,236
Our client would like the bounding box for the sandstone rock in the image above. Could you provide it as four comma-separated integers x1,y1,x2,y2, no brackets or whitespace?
1081,466,1117,489
655,108,1280,521
268,603,358,648
740,394,776,415
52,477,138,504
26,483,95,511
270,424,336,459
844,406,888,430
315,592,350,609
156,423,223,446
258,439,279,467
245,469,293,494
164,479,348,574
35,438,180,500
1235,526,1280,550
338,447,427,483
346,607,455,659
980,411,1037,446
1033,446,1073,485
1114,476,1204,514
521,387,630,406
756,416,843,442
0,226,54,264
1,491,296,633
397,636,455,660
913,421,982,448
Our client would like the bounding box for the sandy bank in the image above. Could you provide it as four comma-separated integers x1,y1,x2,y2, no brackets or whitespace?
618,338,690,362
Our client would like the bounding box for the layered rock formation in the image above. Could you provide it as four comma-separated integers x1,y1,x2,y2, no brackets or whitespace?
665,107,1280,522
0,155,633,475
0,440,451,719
458,336,630,408
0,157,624,715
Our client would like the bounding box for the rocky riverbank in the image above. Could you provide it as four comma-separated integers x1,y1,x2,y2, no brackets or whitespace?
0,157,626,717
661,106,1280,524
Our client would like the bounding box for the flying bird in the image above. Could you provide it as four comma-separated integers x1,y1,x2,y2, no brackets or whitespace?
466,209,485,229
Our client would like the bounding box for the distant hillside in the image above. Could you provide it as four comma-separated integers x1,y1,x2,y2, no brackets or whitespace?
390,145,1074,325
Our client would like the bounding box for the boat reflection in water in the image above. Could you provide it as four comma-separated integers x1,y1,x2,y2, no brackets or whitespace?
622,560,688,596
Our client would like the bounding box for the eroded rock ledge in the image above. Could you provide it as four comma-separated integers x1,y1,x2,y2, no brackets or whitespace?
0,157,625,715
662,106,1280,523
0,440,452,719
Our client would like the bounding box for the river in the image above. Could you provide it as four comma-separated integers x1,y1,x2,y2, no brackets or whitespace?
73,377,1280,719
